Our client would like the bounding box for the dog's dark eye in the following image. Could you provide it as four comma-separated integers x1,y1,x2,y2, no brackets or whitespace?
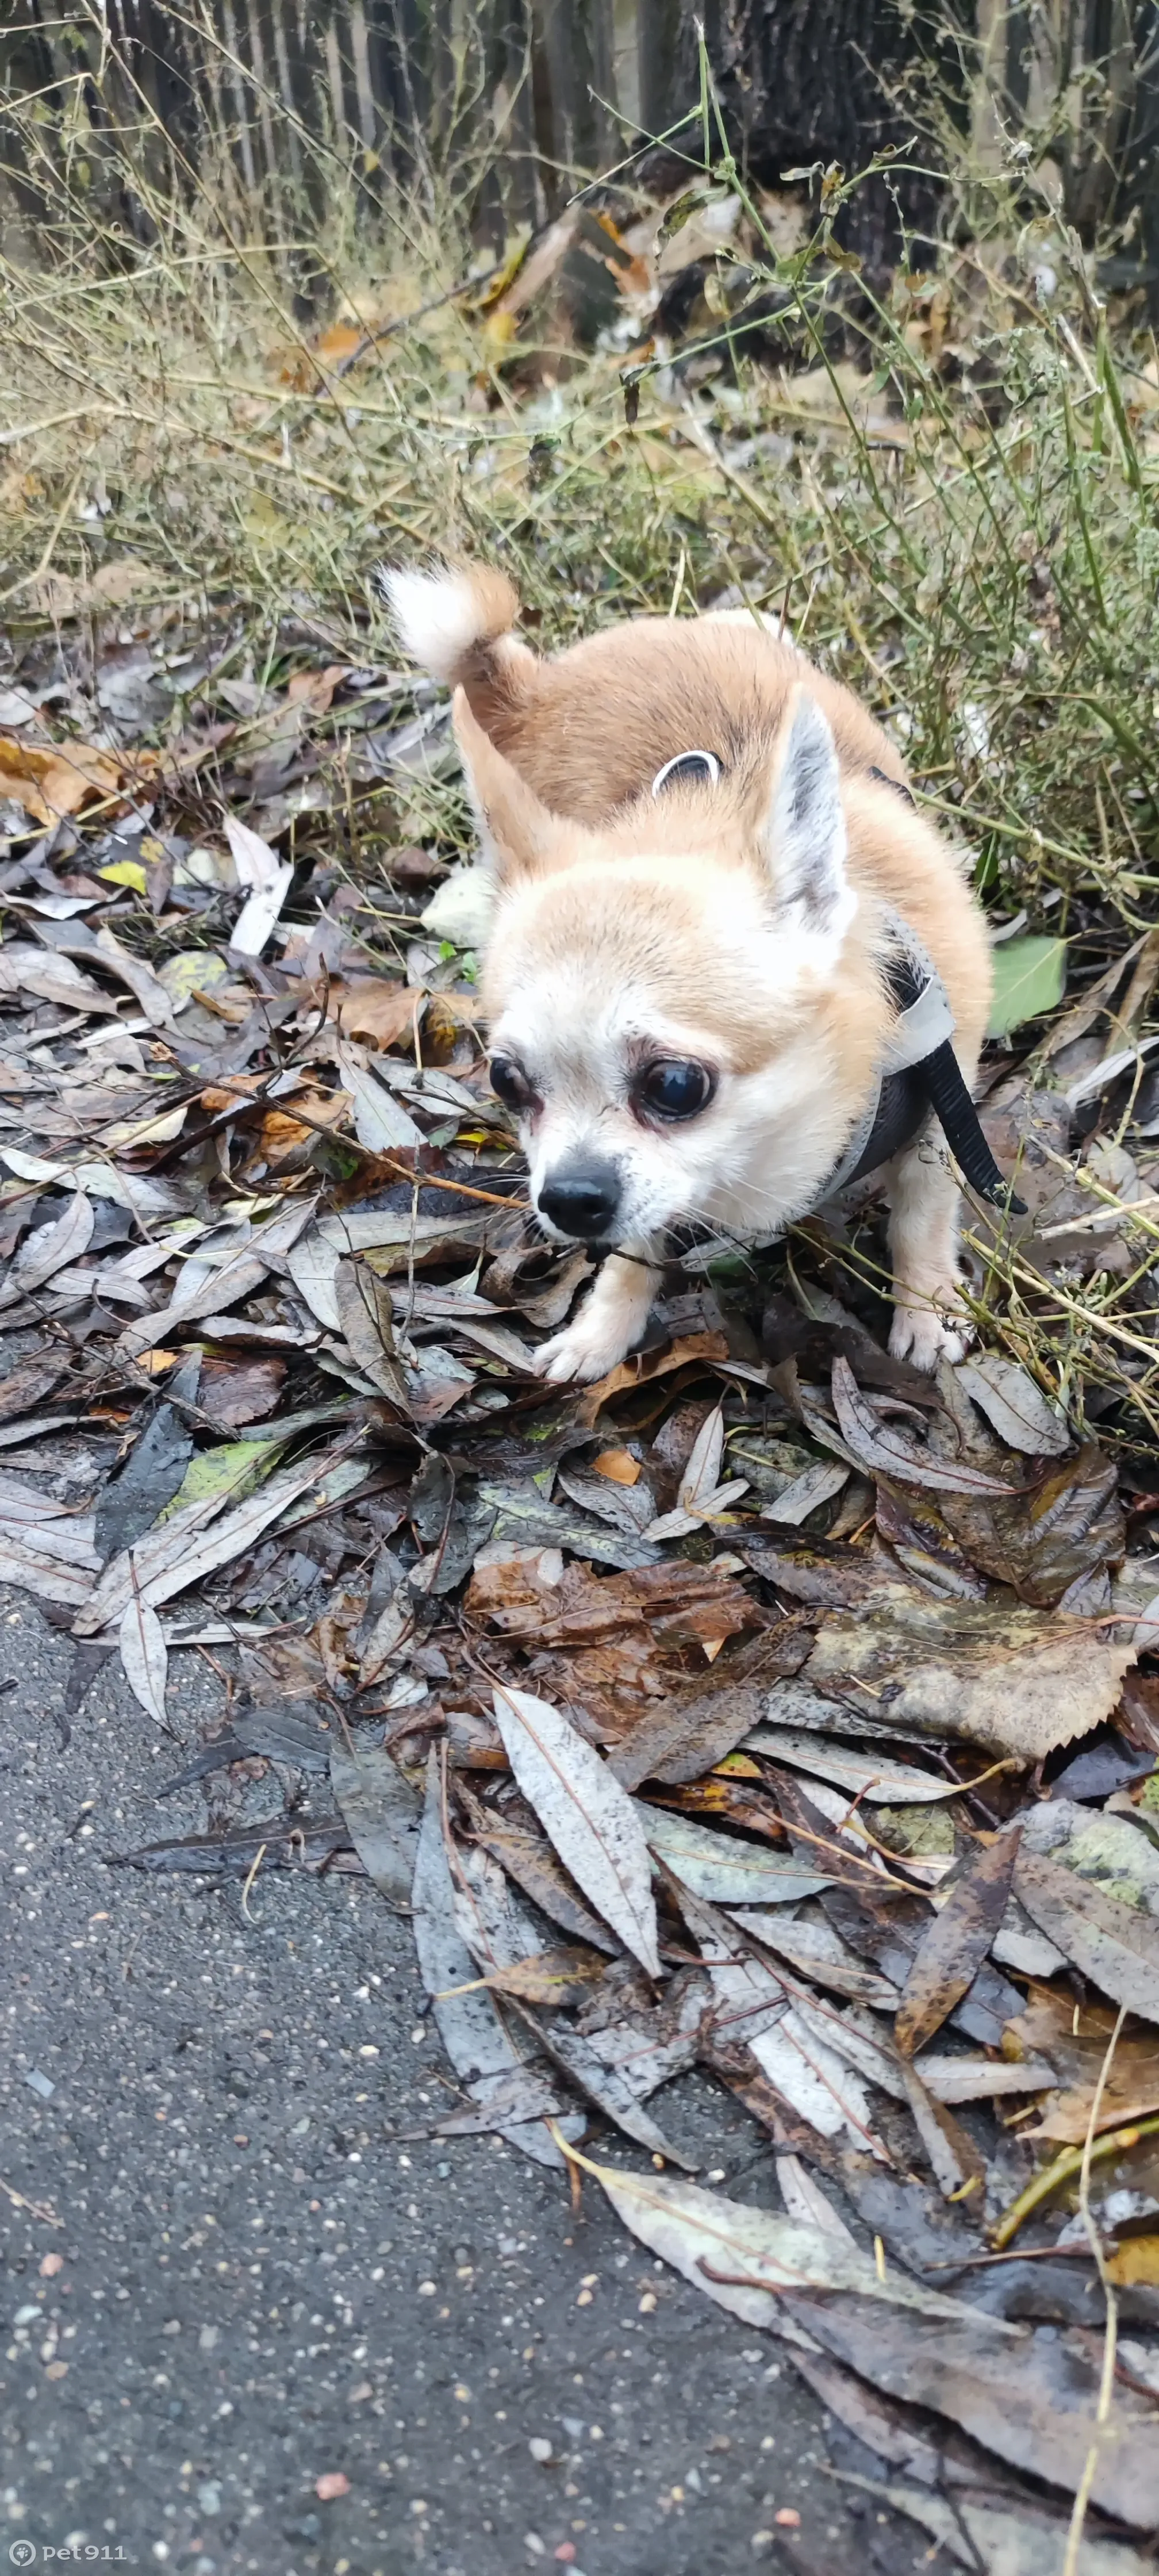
489,1055,534,1114
635,1060,714,1122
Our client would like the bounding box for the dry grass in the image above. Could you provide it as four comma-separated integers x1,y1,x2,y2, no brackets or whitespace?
2,43,1159,1458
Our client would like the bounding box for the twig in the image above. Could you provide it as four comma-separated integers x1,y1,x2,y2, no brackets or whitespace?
1061,2007,1127,2576
991,2112,1159,2250
0,2175,62,2225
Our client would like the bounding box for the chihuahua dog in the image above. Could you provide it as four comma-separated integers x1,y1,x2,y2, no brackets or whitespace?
385,561,993,1385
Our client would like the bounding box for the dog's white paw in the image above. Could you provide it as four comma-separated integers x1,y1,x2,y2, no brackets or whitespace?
534,1311,635,1386
889,1298,970,1373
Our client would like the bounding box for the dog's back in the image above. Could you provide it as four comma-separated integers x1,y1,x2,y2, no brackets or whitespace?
386,562,907,823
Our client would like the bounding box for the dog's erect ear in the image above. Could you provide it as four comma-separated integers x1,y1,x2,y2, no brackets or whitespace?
452,686,563,883
760,688,855,952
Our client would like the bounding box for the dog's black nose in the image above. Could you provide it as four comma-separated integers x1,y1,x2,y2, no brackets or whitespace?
538,1161,621,1242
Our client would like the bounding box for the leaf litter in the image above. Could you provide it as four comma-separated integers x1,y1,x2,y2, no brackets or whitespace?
1,369,1158,2573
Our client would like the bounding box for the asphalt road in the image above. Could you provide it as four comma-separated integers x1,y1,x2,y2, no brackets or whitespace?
0,1584,928,2576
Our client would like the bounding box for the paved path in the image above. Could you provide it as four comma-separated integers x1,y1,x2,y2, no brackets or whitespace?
1,1590,923,2575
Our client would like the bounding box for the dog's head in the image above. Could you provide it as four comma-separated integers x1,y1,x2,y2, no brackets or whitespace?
456,685,884,1254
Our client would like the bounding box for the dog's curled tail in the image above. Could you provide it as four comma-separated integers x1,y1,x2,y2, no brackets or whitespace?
380,559,521,686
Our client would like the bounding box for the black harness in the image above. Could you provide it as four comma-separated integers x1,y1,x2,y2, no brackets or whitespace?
650,750,1025,1222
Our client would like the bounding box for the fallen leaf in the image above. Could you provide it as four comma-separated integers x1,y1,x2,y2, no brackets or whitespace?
224,814,293,954
575,1331,731,1427
1106,2236,1159,2287
911,2053,1058,2102
332,1038,423,1149
987,933,1068,1036
195,1357,286,1428
761,1459,851,1525
831,1357,1012,1496
410,1755,571,2169
745,1726,972,1805
774,2291,1158,2528
531,2012,697,2166
1015,1847,1159,2025
956,1355,1070,1455
895,1830,1022,2056
1010,1994,1159,2141
333,1256,410,1404
0,1536,91,1607
0,1190,94,1309
730,1907,900,2009
75,1435,362,1634
328,1735,421,1907
492,1685,661,1976
114,1816,354,1874
642,1801,831,1905
118,1594,169,1729
0,945,122,1014
94,1404,194,1562
454,1788,620,1956
937,1442,1125,1608
807,1586,1135,1759
868,2485,1154,2575
592,1448,640,1485
1021,1797,1159,1912
581,2156,1008,2326
900,2060,987,2199
611,1628,809,1792
478,1946,608,2007
0,731,128,821
0,1351,68,1420
327,977,421,1051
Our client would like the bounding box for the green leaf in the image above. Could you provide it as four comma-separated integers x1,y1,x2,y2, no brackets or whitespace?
158,1436,289,1522
987,934,1067,1038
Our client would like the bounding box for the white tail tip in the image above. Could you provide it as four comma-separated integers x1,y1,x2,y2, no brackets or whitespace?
379,561,519,685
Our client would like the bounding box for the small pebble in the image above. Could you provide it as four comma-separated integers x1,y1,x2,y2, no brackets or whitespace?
528,2437,552,2463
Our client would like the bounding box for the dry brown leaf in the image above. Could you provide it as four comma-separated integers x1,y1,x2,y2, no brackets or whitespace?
326,976,423,1051
592,1447,640,1485
0,732,147,822
259,1089,351,1165
32,559,158,618
807,1588,1135,1759
195,1358,286,1428
1010,1995,1159,2142
575,1331,731,1427
1106,2236,1159,2286
477,1945,608,2007
895,1830,1022,2057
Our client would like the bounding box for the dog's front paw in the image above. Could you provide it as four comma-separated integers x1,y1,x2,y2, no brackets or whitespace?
889,1296,970,1373
534,1309,636,1386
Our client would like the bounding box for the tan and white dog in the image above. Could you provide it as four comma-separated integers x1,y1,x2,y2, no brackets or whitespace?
385,561,993,1385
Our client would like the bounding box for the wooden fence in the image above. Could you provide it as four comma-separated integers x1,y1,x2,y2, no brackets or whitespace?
3,2,1159,291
